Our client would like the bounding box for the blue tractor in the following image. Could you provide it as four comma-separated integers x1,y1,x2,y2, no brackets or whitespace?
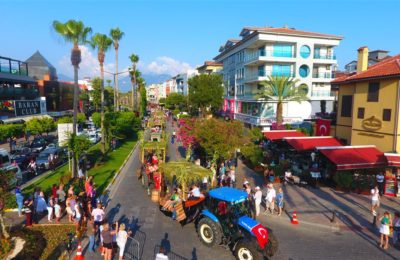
197,187,278,260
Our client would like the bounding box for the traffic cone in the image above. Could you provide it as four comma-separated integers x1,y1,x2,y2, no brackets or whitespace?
74,241,84,260
291,211,299,225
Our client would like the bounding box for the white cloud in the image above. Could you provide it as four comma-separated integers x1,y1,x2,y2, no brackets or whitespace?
138,56,193,76
58,45,115,79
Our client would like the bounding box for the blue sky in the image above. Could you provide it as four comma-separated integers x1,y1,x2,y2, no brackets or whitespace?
1,0,399,79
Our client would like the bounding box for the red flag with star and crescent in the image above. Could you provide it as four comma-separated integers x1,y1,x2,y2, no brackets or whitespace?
316,119,330,136
251,224,269,248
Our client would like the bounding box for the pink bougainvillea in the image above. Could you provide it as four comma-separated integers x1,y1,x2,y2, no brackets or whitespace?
177,118,197,148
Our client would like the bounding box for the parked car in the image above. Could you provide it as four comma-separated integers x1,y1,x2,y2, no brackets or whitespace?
10,147,36,170
36,147,66,171
30,135,57,153
1,164,23,188
87,132,100,143
0,148,11,168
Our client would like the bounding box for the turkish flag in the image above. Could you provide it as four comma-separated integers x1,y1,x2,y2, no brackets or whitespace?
316,119,330,136
251,224,269,249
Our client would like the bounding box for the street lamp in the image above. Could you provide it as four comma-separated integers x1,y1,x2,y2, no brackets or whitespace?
103,70,130,111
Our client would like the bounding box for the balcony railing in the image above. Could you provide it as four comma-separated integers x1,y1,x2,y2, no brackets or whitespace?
245,50,295,63
0,56,29,76
313,72,332,79
314,53,336,60
0,87,39,99
311,89,334,97
245,71,295,82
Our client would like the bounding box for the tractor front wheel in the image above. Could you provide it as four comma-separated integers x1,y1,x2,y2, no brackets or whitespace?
234,239,263,260
197,218,222,247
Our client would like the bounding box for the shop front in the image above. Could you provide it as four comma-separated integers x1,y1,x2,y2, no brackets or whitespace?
384,153,400,197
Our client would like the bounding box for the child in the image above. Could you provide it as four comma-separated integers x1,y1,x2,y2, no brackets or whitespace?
54,201,61,223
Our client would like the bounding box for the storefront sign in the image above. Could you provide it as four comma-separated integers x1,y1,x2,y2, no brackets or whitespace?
14,100,41,116
229,100,235,113
362,116,382,131
223,99,228,112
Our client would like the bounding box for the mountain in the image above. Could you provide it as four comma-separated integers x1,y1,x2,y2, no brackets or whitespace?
57,74,73,82
118,73,171,92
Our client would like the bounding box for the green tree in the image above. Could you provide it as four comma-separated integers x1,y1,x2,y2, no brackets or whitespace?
240,143,263,167
90,77,102,112
52,19,92,178
129,54,139,112
139,83,147,117
105,80,114,112
188,74,224,117
77,113,86,124
41,117,56,134
159,97,166,105
66,133,91,175
165,93,186,111
110,28,124,111
259,76,308,126
90,33,113,154
26,118,44,135
57,113,85,125
79,89,90,114
0,170,13,239
194,118,249,162
0,124,25,142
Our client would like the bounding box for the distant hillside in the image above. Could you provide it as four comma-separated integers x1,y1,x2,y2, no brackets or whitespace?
118,73,171,92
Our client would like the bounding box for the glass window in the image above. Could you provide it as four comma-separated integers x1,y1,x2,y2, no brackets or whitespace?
341,95,353,117
383,109,391,121
367,82,379,102
300,45,311,58
357,107,365,119
273,45,292,57
272,65,291,77
258,47,265,56
299,65,309,78
258,65,265,77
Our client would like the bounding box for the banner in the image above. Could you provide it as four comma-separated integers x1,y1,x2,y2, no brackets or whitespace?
229,100,235,113
316,119,331,136
223,99,228,112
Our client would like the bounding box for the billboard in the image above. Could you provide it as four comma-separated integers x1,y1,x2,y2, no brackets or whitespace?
14,100,41,116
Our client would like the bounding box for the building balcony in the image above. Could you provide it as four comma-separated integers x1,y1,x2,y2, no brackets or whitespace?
312,72,332,79
313,53,336,60
310,89,335,98
0,56,29,76
244,71,295,83
0,87,39,100
244,50,296,65
235,112,302,126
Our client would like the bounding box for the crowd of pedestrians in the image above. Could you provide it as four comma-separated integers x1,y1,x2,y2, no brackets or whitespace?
15,175,133,259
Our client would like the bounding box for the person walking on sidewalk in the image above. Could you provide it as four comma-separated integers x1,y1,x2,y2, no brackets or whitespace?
370,186,380,216
264,183,276,215
15,186,24,217
376,172,385,196
253,186,263,217
392,212,400,246
276,187,284,216
379,211,392,249
116,223,131,260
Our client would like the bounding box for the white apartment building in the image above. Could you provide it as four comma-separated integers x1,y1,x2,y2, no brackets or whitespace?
214,26,343,129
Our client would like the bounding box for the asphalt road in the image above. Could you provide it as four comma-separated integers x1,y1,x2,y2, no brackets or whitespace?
84,120,400,260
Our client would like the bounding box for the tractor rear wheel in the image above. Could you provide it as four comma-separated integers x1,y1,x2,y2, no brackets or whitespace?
197,218,222,247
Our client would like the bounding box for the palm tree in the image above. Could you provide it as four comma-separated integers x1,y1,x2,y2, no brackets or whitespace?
52,20,92,178
90,33,113,154
129,54,139,112
110,28,124,111
260,76,308,126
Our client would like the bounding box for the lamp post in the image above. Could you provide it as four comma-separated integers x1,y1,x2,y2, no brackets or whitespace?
103,70,129,111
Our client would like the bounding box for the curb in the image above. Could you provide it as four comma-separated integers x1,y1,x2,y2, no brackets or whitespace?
103,140,141,195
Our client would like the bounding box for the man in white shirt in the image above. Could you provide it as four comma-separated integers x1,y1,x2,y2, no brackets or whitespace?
376,173,385,196
370,185,380,216
91,203,105,234
189,185,201,200
253,186,263,217
264,184,276,215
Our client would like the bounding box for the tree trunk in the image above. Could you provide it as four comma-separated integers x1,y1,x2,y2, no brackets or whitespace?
100,61,106,155
276,101,283,126
115,47,119,111
0,212,10,239
133,64,137,112
71,65,79,178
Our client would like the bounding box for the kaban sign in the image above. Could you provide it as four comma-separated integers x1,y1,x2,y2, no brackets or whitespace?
14,101,41,116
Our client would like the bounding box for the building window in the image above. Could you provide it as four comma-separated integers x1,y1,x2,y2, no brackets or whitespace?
341,95,353,117
273,45,293,57
383,109,391,121
367,82,379,102
300,45,310,58
299,65,309,78
258,65,265,77
272,64,291,77
357,107,365,119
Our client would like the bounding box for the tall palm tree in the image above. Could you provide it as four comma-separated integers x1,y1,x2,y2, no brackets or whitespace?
129,54,139,112
110,28,124,111
52,20,92,178
260,76,308,126
90,33,113,154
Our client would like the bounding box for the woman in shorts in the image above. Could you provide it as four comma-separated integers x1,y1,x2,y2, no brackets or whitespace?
102,222,118,260
379,211,392,249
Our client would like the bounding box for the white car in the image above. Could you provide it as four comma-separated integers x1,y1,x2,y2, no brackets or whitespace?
88,132,100,143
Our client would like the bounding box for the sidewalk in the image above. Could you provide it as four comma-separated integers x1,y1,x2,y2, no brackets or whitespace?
235,159,400,233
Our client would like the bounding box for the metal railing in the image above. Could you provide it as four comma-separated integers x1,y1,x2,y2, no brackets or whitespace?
312,72,332,79
311,89,334,97
244,50,295,62
125,237,140,259
0,56,29,76
314,53,336,60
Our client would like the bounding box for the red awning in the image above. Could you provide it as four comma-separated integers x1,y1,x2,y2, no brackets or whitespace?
317,146,386,170
263,130,305,141
285,136,342,152
385,153,400,167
